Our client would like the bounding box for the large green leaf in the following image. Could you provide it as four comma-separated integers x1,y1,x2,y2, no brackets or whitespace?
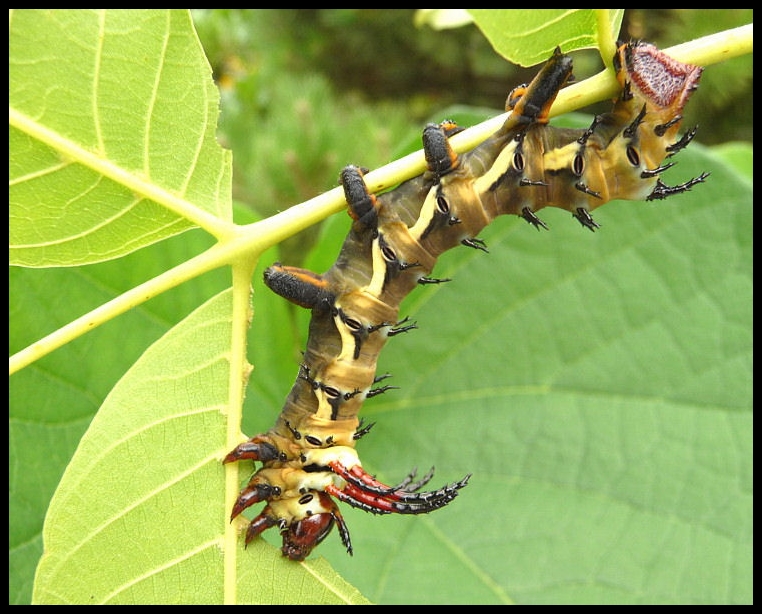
9,9,231,267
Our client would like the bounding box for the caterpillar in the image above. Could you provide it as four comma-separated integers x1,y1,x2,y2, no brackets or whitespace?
225,41,706,561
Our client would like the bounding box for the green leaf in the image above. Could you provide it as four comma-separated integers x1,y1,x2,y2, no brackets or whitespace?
9,9,231,267
413,9,475,31
710,142,754,181
467,9,624,66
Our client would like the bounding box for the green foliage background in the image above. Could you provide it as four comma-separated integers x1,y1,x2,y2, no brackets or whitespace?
9,9,752,605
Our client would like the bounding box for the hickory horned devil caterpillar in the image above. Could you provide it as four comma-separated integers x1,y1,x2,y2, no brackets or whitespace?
224,40,706,561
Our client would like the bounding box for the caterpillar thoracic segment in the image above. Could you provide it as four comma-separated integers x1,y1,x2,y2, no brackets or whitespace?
224,41,706,561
